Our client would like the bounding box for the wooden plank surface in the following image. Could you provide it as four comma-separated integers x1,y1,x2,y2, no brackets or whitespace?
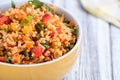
111,25,120,80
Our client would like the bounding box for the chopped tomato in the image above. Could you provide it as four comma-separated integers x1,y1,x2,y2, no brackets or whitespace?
56,27,61,33
49,31,55,38
41,14,51,22
69,21,75,27
0,56,5,62
16,12,25,21
0,16,10,24
60,38,66,43
32,46,43,57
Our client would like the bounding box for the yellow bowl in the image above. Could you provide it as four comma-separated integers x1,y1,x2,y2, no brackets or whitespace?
0,1,82,80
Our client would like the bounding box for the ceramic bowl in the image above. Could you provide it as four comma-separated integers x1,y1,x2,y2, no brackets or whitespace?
0,1,82,80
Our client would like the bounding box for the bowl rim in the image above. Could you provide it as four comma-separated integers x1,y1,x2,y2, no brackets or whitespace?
0,1,82,67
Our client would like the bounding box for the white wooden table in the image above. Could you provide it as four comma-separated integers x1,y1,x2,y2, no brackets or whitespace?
42,0,120,80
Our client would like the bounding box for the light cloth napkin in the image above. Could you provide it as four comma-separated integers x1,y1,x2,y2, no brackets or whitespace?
80,0,120,28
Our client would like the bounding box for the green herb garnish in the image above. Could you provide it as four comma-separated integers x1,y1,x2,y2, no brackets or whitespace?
68,44,74,50
19,51,28,56
64,21,70,27
0,28,8,32
26,16,33,22
21,16,33,26
28,0,54,14
41,41,49,48
64,23,70,27
29,0,45,9
46,5,54,14
35,22,45,33
11,0,16,8
71,27,77,35
5,55,11,63
64,20,77,35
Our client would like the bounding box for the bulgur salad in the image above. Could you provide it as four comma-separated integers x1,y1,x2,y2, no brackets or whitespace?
0,0,77,64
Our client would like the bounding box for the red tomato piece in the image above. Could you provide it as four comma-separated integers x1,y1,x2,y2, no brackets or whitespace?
56,27,61,33
0,14,3,18
0,16,10,24
0,56,5,62
32,46,43,58
41,14,51,22
49,31,55,38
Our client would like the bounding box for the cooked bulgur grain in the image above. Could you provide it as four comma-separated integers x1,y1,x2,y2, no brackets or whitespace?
0,0,77,64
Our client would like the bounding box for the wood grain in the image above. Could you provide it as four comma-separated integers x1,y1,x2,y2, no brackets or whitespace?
111,25,120,80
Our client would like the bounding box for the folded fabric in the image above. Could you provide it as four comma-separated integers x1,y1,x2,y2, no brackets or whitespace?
80,0,120,28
